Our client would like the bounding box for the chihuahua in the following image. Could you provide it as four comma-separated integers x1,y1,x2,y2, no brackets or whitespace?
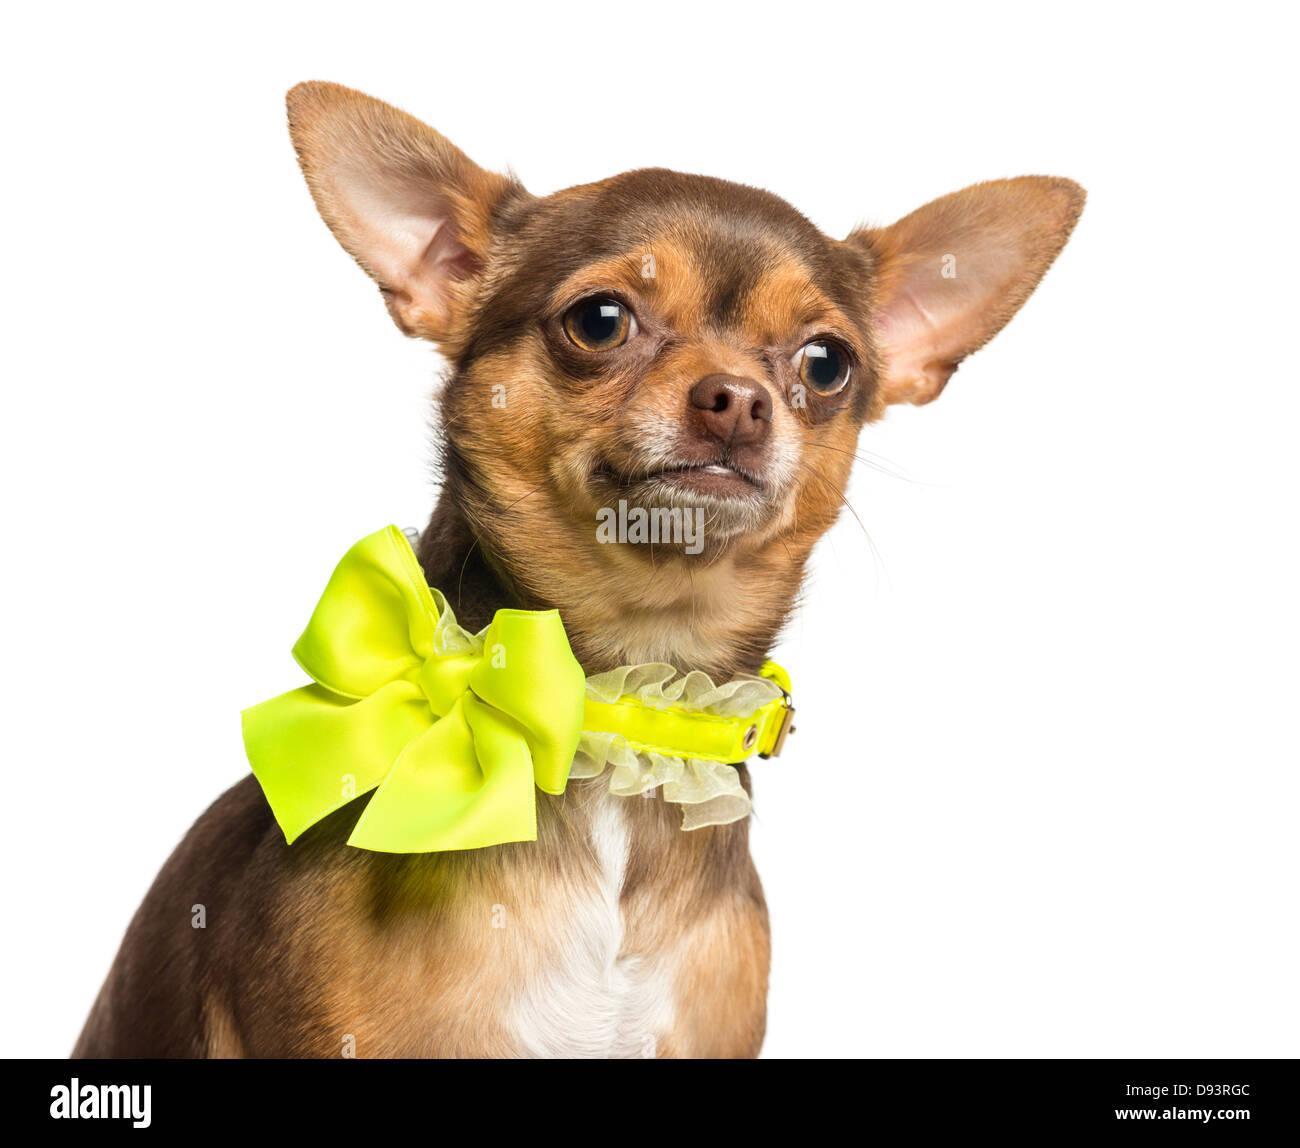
74,81,1082,1058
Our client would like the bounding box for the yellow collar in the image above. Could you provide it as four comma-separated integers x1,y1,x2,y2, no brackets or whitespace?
583,661,795,763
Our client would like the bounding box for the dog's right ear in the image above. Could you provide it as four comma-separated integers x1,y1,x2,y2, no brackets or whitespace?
286,81,522,344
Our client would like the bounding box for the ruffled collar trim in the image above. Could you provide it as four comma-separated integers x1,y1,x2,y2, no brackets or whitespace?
435,597,782,830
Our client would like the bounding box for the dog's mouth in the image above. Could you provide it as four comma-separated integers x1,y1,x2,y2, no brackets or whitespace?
591,458,765,499
585,455,776,547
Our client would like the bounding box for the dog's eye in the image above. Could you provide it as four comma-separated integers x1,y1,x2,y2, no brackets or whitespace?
793,339,852,395
563,298,636,351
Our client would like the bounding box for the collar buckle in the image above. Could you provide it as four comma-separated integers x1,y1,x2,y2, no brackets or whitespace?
759,699,796,758
755,659,796,759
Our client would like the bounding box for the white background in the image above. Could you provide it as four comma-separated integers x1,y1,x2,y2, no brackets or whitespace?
3,2,1296,1058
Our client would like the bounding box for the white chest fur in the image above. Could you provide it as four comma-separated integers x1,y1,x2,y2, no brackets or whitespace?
506,791,676,1058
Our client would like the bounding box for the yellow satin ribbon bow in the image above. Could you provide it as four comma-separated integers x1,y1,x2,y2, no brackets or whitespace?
241,525,586,853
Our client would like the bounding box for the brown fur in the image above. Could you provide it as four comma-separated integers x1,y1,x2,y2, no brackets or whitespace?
74,82,1082,1058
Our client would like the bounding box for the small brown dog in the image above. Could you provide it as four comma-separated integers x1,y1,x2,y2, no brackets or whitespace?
74,82,1083,1058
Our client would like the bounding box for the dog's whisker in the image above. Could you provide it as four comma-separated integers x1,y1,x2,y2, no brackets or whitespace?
801,440,914,483
455,482,545,608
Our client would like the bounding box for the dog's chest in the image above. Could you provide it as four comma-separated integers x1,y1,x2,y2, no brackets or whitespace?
505,792,675,1058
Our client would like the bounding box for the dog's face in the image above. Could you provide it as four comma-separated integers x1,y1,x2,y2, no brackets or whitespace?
446,169,882,556
287,82,1082,666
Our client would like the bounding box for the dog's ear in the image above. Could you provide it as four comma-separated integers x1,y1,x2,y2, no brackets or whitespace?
286,81,521,343
847,177,1084,406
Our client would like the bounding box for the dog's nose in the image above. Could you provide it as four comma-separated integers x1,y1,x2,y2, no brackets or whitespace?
689,374,772,447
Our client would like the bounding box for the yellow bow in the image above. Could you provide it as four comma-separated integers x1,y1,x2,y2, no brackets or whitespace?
241,526,586,853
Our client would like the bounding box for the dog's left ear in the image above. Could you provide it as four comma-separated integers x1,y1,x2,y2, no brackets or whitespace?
286,81,523,344
846,177,1084,406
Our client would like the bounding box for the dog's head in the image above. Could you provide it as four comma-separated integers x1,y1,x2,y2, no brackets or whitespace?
287,82,1082,668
